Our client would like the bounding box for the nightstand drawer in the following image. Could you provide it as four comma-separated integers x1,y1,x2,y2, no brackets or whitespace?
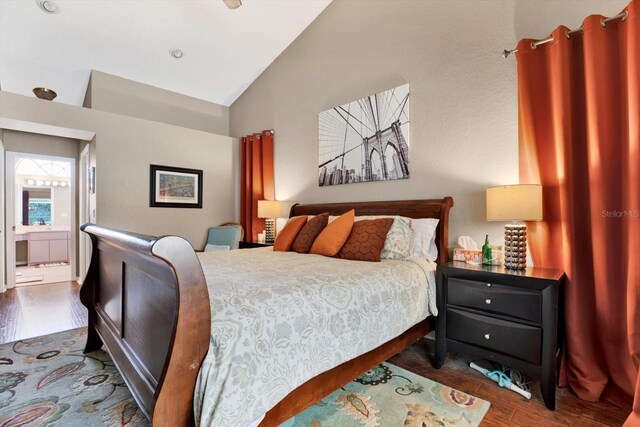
447,308,541,364
447,277,542,323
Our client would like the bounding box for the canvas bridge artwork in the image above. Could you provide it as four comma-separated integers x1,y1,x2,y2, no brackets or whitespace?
318,83,410,187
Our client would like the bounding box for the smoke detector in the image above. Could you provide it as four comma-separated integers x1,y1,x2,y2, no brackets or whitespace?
33,87,57,101
36,0,59,13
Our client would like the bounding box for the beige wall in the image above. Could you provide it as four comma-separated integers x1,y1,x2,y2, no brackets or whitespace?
2,130,79,159
85,70,230,135
230,0,519,248
230,0,630,250
1,91,237,250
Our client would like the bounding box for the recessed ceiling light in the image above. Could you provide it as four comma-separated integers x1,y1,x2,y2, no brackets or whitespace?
36,0,59,13
170,49,184,59
33,87,57,101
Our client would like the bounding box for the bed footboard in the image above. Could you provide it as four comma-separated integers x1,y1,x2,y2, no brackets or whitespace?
80,224,210,426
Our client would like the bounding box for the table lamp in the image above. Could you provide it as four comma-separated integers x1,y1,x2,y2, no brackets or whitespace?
486,184,542,270
257,200,282,244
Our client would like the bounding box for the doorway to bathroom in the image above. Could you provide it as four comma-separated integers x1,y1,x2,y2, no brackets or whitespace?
5,153,76,287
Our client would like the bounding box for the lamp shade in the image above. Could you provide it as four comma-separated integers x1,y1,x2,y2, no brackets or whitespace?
257,200,282,218
486,184,542,221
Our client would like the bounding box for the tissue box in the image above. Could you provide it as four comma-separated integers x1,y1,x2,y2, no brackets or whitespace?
453,248,482,263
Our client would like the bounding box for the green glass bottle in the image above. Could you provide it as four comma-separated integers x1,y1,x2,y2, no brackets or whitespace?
482,234,492,265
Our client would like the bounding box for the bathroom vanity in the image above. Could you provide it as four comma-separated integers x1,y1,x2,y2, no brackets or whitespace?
15,226,70,265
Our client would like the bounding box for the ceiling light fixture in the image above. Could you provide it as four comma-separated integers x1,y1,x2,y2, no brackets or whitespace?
36,0,59,13
223,0,242,10
33,87,57,101
170,49,184,59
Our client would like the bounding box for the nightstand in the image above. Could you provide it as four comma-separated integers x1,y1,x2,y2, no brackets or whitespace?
434,261,564,410
239,241,273,249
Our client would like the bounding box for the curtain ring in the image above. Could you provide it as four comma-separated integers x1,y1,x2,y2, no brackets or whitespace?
565,30,570,39
602,11,628,28
531,42,537,50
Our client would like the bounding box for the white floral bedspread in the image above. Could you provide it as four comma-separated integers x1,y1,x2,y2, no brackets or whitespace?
193,248,437,427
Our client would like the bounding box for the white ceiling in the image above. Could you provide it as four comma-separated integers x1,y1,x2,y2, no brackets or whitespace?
0,0,332,107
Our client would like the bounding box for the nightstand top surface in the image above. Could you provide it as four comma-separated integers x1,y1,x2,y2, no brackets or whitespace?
441,261,564,281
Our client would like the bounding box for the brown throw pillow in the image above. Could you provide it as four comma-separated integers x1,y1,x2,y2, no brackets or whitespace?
292,213,329,253
337,218,394,262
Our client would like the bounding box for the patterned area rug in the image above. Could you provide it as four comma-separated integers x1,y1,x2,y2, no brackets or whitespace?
0,328,149,426
282,363,490,427
0,329,490,426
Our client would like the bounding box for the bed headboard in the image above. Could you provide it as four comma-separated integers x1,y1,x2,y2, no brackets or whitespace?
290,197,454,264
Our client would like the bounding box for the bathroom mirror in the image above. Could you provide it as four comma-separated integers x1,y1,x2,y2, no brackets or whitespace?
22,187,52,226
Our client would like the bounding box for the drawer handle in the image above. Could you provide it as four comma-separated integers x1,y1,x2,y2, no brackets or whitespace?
484,334,491,340
485,298,492,305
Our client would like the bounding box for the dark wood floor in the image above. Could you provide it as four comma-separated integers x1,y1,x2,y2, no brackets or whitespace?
0,281,87,344
390,340,628,426
0,282,627,426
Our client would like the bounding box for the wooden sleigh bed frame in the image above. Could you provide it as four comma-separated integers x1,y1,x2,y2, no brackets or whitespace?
79,197,453,426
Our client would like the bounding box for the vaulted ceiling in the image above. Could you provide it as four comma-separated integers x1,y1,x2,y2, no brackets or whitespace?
0,0,332,107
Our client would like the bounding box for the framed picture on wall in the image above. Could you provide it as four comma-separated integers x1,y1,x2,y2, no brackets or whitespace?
318,83,410,186
149,164,203,208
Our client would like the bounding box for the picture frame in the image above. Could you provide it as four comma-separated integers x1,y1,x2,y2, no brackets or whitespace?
149,164,203,208
318,83,410,186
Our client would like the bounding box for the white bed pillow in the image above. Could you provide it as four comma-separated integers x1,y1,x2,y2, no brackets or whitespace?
410,218,440,261
204,244,231,252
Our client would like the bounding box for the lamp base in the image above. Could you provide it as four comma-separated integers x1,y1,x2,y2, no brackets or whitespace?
504,222,527,270
265,218,275,244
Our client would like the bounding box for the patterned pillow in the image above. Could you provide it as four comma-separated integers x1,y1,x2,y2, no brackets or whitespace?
380,216,414,259
337,218,394,262
292,213,329,253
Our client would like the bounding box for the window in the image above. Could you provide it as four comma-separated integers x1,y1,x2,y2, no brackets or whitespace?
28,198,52,225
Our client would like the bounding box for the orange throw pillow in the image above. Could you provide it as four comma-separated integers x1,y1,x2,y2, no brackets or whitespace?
292,213,329,253
274,216,307,251
310,209,355,256
337,218,394,262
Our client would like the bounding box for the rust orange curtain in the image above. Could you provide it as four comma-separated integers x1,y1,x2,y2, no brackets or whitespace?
517,1,639,424
240,130,275,243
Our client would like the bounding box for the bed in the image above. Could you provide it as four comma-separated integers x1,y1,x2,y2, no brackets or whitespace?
79,197,453,426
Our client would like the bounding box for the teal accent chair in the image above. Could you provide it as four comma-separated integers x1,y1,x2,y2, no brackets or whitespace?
205,224,243,250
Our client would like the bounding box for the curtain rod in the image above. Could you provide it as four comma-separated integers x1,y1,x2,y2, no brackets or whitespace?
502,10,628,58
